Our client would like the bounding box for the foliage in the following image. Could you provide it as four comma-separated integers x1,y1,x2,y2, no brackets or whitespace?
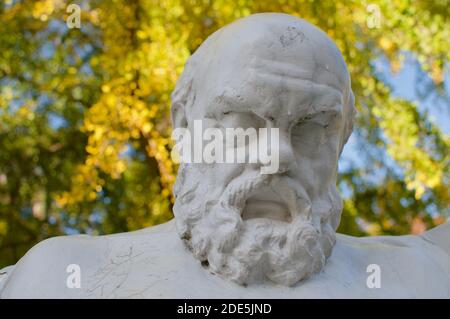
0,0,448,268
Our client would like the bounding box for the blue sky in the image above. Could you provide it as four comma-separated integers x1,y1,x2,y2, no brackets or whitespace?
340,55,449,169
338,55,449,206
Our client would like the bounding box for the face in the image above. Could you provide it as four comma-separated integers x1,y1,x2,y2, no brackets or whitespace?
172,14,354,286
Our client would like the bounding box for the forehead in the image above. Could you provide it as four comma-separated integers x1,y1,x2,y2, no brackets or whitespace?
190,14,349,116
200,54,344,118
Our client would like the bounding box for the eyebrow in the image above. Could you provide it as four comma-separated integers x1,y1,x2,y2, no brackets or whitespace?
305,103,342,116
212,94,246,113
212,93,342,126
214,83,342,113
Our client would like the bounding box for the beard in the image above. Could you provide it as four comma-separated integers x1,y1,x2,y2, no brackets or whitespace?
173,163,340,286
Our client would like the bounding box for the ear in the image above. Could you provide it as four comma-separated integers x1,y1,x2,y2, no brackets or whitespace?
339,88,356,156
171,101,188,129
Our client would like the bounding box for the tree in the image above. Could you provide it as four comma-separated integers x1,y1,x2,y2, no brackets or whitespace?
0,0,448,268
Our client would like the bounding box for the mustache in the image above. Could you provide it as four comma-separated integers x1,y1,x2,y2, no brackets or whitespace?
217,169,312,221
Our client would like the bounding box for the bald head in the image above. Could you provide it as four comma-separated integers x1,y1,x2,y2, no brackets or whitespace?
200,14,348,89
172,13,355,151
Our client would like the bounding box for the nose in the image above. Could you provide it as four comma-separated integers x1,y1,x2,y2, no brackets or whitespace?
277,132,296,173
256,120,296,175
259,128,296,175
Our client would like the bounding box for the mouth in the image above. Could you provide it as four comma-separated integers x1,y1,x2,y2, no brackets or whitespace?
241,184,292,223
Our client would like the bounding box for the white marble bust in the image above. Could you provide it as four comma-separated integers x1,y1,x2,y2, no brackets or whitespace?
1,13,449,298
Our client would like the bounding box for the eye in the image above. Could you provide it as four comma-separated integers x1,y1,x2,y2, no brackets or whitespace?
291,120,327,155
219,111,265,130
292,120,312,135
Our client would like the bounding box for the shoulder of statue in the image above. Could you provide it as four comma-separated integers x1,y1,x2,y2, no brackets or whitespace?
0,220,180,298
420,221,450,256
0,265,15,297
0,235,93,298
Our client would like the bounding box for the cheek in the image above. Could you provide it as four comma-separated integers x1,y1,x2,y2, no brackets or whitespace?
291,138,339,191
183,164,246,203
199,163,247,194
293,134,339,163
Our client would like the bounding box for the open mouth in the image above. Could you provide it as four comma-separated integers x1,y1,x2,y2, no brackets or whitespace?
241,184,292,223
